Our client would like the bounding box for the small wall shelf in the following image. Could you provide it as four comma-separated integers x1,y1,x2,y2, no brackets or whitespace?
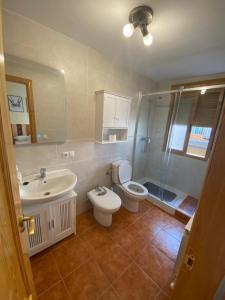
95,90,131,144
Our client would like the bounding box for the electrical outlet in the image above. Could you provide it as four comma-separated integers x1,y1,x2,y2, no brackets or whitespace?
69,151,75,159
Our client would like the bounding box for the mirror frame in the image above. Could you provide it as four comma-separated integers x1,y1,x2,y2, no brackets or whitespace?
6,74,37,143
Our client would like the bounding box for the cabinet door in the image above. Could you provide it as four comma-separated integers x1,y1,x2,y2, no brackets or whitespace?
103,94,116,127
24,206,51,256
115,98,130,128
50,197,75,242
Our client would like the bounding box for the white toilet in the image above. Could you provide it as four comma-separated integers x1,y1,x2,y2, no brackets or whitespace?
112,160,148,212
87,186,121,227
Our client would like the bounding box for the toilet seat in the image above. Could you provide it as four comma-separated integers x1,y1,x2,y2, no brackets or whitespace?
88,187,121,213
121,181,148,197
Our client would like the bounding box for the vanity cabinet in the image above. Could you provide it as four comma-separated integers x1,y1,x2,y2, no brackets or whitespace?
95,90,131,143
23,191,76,256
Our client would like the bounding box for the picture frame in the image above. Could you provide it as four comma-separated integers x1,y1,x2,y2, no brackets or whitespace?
7,94,24,112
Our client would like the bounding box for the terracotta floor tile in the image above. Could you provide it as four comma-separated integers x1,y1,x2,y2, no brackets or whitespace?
95,243,132,283
30,247,52,264
110,228,146,259
80,224,112,250
52,236,91,278
136,200,152,216
127,217,161,243
31,253,61,295
99,286,120,300
163,218,185,241
155,291,171,300
142,207,173,229
135,244,175,290
31,204,183,298
106,213,130,235
115,207,140,224
50,233,79,251
76,210,96,234
38,281,70,300
64,259,110,300
113,263,160,300
152,229,181,262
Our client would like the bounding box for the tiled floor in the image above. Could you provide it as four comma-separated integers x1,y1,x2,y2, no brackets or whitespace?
175,195,198,222
31,200,185,300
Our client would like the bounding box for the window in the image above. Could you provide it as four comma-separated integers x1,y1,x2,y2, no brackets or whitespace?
186,126,212,158
163,81,224,160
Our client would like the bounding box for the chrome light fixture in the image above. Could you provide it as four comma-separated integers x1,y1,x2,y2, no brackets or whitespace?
123,5,154,46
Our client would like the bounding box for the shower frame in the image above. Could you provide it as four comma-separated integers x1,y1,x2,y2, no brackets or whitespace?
132,83,225,169
132,84,225,211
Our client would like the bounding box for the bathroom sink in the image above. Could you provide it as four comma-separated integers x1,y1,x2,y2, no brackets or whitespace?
20,169,77,204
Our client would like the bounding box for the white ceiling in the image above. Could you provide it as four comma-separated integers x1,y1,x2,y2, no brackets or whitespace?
3,0,225,82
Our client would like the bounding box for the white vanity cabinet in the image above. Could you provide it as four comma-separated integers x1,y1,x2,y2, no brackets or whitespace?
23,191,76,256
95,90,131,143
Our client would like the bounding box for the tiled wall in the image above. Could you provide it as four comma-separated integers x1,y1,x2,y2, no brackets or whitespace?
3,10,157,214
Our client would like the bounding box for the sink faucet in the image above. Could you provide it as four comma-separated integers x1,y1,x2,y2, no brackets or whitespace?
40,168,47,179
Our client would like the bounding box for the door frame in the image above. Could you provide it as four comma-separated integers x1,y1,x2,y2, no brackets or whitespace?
0,5,36,299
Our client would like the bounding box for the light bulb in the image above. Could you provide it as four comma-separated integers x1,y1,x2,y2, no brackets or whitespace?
143,33,153,46
123,23,134,38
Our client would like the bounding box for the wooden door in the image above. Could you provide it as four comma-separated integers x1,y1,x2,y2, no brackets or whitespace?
0,5,36,300
172,99,225,299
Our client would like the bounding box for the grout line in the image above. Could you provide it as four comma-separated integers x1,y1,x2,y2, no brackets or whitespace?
50,247,80,300
37,279,63,297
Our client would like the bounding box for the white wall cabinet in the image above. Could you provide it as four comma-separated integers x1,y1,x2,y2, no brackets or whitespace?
95,90,131,143
23,191,76,256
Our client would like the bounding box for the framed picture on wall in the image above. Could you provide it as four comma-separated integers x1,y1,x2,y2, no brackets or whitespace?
7,94,24,112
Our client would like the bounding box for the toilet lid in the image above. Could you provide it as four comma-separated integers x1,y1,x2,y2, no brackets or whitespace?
122,181,148,196
88,187,121,210
118,160,132,184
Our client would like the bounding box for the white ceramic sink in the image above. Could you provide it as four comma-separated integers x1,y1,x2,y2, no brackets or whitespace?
20,169,77,204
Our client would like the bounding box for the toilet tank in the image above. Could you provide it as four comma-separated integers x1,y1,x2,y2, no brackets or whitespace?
112,160,132,184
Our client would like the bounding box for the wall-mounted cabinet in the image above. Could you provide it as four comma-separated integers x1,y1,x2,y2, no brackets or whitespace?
23,191,76,256
95,90,131,144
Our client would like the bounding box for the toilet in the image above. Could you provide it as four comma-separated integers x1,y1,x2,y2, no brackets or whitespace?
112,160,148,212
87,186,121,227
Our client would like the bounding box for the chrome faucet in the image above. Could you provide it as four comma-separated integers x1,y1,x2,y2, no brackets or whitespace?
40,168,47,179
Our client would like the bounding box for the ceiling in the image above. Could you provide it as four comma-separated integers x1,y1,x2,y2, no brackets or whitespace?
3,0,225,82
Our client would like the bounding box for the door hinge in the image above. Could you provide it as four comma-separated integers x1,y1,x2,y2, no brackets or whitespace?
184,253,195,271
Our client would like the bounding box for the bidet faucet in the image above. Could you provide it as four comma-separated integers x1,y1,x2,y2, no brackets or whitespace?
40,168,47,179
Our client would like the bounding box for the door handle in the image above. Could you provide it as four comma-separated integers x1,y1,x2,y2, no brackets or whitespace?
18,215,35,236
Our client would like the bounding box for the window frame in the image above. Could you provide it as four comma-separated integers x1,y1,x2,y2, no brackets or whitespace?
163,79,225,161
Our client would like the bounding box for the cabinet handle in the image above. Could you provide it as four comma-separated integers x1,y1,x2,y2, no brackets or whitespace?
48,221,51,230
51,219,55,228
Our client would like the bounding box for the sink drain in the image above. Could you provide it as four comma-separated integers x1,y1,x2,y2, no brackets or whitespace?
44,192,51,196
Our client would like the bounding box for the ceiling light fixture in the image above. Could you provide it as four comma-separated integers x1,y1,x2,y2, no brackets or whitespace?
201,88,207,95
122,5,154,46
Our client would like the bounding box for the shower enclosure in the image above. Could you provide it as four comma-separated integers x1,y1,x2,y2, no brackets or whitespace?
132,85,225,214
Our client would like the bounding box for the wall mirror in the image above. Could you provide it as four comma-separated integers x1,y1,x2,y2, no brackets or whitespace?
5,56,66,144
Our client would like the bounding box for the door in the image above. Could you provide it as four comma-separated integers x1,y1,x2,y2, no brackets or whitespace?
172,98,225,299
23,206,51,256
103,94,116,127
115,97,130,128
0,5,36,300
50,196,75,242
